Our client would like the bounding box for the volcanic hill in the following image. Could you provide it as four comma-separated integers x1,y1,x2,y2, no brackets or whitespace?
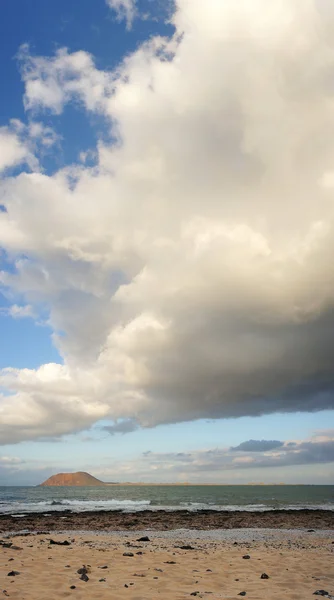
39,471,106,486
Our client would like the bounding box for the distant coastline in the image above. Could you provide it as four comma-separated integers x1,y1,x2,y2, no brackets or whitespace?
41,470,291,487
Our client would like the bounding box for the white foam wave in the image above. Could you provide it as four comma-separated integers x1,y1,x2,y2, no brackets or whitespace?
0,499,333,515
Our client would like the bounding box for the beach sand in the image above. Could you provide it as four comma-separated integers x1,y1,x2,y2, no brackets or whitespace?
1,529,333,599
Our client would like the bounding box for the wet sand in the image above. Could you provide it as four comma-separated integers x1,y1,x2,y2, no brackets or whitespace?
1,529,333,599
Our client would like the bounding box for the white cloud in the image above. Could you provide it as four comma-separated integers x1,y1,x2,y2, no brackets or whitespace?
1,0,334,443
0,120,58,174
106,0,137,29
18,44,115,115
6,304,35,319
0,128,34,173
0,455,23,465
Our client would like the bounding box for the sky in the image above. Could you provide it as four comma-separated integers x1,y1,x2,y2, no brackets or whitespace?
0,0,334,486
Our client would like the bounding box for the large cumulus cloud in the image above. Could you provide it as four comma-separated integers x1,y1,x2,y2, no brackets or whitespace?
1,0,334,443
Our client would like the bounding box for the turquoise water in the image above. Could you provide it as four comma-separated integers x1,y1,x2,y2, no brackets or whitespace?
0,485,333,514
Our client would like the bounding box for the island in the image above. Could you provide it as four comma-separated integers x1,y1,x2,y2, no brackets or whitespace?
39,471,106,486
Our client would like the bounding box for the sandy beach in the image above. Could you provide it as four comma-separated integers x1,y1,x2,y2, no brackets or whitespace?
1,528,333,599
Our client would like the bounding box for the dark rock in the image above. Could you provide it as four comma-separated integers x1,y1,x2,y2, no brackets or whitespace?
165,561,176,564
7,572,20,577
190,592,200,596
98,565,108,569
49,539,70,546
79,573,89,582
123,552,134,557
238,593,247,597
70,585,76,589
99,578,106,582
242,555,250,559
136,551,143,555
260,573,269,579
313,592,330,597
308,529,315,533
206,569,212,572
136,536,150,542
77,567,88,575
177,545,195,550
0,543,12,548
124,584,129,588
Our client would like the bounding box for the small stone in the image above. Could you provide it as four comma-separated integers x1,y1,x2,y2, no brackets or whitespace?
177,545,195,550
99,565,108,569
80,573,89,582
137,536,150,542
313,592,330,597
123,552,134,557
70,585,76,589
260,573,269,579
99,578,106,582
49,539,70,546
124,584,129,588
165,561,176,564
242,555,250,560
190,592,200,596
238,593,247,597
77,567,88,575
7,572,20,577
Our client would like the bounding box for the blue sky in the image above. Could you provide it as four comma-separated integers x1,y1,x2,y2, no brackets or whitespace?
0,0,334,485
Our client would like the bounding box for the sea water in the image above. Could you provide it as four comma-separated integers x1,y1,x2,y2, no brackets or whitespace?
0,484,333,515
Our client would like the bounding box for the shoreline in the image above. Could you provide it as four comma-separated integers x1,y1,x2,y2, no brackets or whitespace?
1,508,333,533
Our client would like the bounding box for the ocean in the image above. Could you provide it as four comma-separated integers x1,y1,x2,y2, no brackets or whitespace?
0,485,333,515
